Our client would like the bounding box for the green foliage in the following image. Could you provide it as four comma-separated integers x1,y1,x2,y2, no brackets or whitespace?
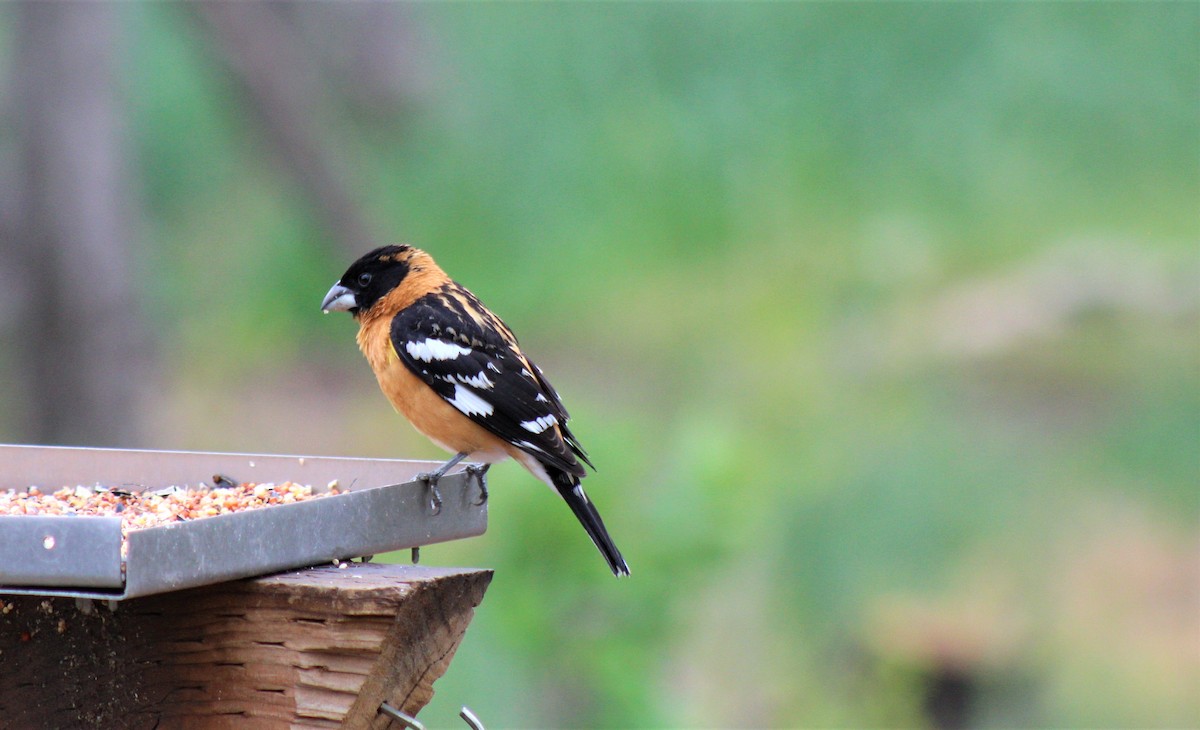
23,2,1199,727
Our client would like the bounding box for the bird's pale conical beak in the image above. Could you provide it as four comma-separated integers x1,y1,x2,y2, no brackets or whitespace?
321,283,357,313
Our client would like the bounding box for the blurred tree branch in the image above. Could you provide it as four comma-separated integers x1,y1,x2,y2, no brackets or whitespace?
191,1,384,254
8,2,151,447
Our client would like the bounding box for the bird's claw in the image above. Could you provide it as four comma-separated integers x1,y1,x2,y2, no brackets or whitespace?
416,472,444,515
465,463,490,505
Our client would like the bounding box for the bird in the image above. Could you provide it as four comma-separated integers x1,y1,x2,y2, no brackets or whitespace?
321,244,629,577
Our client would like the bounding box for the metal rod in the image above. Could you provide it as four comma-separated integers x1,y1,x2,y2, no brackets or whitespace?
460,705,487,730
379,701,425,730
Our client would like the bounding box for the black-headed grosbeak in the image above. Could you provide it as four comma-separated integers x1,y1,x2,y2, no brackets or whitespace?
321,245,629,577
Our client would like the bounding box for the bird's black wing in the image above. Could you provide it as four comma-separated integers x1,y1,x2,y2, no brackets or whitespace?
389,293,586,477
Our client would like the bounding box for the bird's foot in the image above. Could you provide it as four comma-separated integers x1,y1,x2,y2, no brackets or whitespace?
415,452,469,515
416,471,444,515
465,463,490,505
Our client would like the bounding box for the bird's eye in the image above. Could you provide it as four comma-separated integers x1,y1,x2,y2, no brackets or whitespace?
357,272,372,288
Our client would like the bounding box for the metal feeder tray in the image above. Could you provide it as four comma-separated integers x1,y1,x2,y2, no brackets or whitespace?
0,444,487,601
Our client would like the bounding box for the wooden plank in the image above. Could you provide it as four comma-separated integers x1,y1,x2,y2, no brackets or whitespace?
0,563,492,728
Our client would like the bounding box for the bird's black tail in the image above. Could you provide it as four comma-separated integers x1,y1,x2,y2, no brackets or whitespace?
551,470,630,577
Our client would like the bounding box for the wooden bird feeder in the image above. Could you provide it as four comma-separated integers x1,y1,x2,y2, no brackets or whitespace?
0,445,491,728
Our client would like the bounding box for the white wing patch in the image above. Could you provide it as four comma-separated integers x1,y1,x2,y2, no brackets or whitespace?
406,339,471,362
456,372,495,389
520,414,558,434
515,439,551,457
448,384,494,417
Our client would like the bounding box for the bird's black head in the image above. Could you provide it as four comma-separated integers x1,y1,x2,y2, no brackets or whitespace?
321,245,414,317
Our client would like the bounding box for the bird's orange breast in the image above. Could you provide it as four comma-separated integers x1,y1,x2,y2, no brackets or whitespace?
356,315,512,462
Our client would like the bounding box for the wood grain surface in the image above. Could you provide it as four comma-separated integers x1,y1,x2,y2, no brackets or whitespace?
0,563,492,729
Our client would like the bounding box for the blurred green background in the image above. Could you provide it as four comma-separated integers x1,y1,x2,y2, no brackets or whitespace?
1,3,1197,728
